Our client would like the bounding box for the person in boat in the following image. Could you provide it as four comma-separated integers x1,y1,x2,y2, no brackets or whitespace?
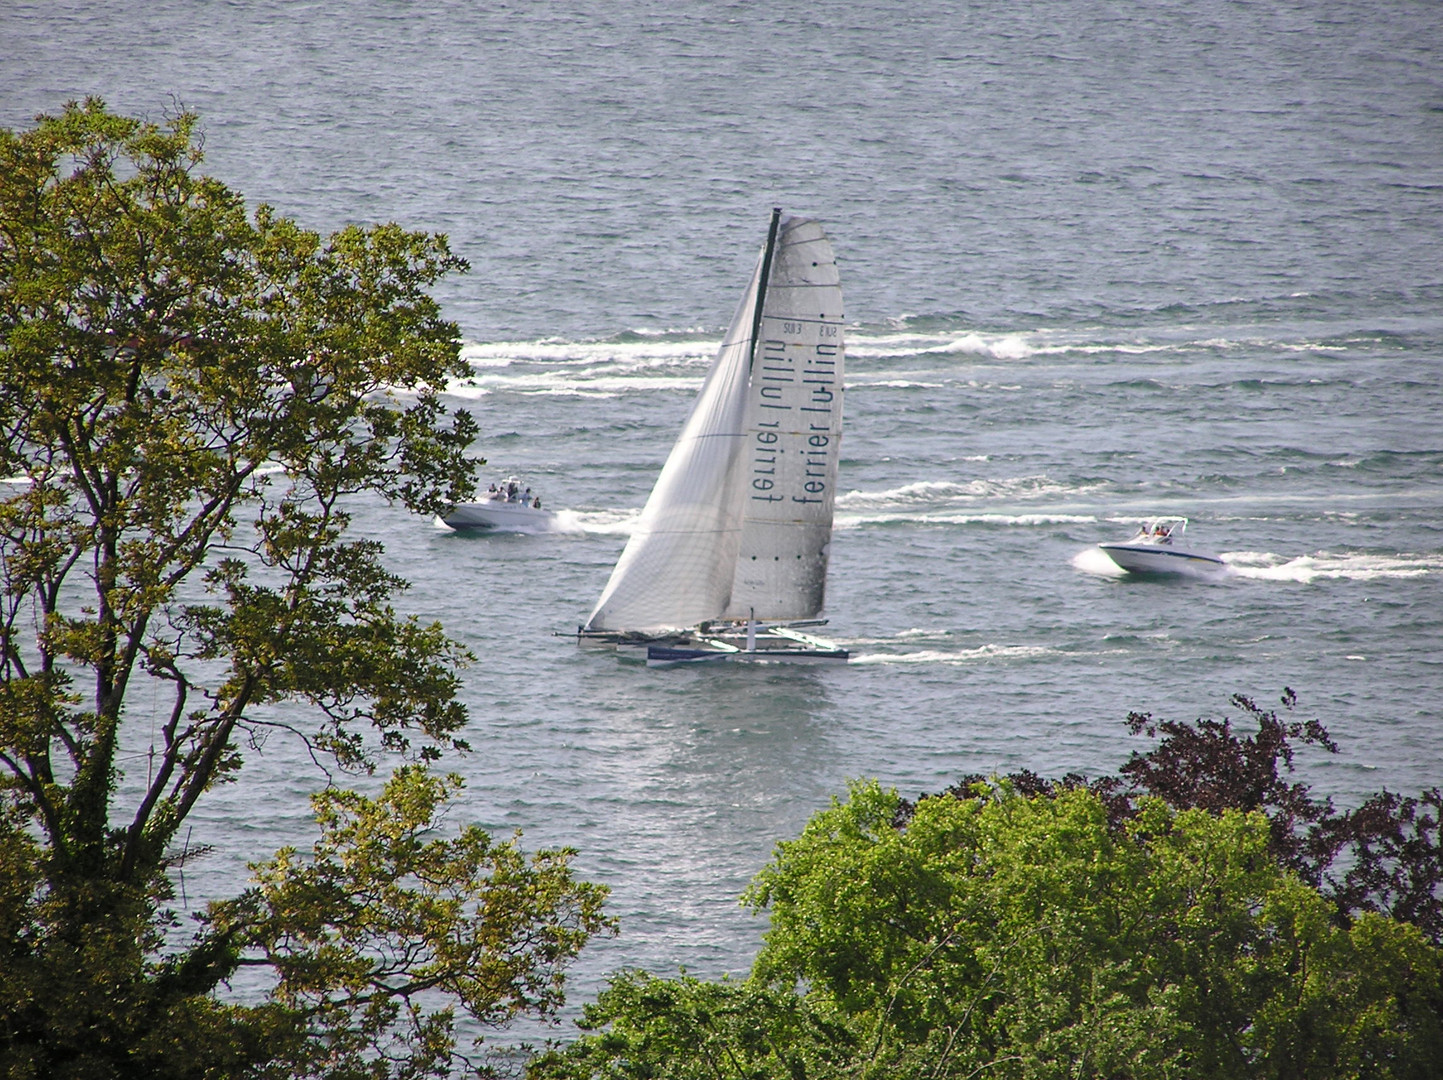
507,481,519,502
532,496,542,509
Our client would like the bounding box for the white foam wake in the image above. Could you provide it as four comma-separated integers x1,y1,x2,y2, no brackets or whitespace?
453,325,1368,381
446,371,697,400
1223,551,1442,582
552,509,642,537
460,336,715,368
1072,548,1129,577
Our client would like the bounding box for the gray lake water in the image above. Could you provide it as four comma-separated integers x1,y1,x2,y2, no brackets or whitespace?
5,0,1442,1042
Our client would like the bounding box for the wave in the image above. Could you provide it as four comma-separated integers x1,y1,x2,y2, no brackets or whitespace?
455,302,1443,374
460,335,714,368
842,328,1190,362
836,480,975,506
845,327,1350,364
451,329,1079,375
848,643,1060,665
448,335,717,398
446,370,697,399
846,378,947,390
837,512,1098,530
837,628,958,646
836,476,1107,507
559,505,1097,538
897,626,953,639
444,319,1433,402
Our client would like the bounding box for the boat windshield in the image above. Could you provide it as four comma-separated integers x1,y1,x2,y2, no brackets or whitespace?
1136,518,1188,543
482,477,541,507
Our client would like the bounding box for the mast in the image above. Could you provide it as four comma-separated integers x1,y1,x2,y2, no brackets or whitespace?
747,207,782,371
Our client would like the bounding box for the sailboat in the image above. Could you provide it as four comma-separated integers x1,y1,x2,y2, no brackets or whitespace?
579,209,848,667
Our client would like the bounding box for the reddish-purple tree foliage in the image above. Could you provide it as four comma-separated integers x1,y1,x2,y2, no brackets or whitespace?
899,689,1443,944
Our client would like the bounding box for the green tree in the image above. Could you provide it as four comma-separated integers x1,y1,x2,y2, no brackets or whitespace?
0,99,610,1078
535,781,1443,1080
530,972,850,1080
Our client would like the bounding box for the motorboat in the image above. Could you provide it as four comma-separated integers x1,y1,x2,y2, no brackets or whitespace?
577,209,849,665
440,476,555,530
1098,518,1226,575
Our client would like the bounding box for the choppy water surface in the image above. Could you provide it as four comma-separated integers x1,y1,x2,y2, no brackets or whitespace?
5,0,1442,1036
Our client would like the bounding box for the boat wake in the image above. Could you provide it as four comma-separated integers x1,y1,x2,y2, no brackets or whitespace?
1223,551,1442,582
1074,545,1442,583
553,509,640,536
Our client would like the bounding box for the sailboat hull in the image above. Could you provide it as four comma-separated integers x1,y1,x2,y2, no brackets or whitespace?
645,641,850,668
578,623,848,667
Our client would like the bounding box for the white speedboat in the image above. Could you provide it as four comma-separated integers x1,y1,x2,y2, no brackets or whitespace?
440,477,555,530
1098,518,1226,575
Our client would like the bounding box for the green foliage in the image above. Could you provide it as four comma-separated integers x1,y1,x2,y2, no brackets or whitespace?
536,781,1443,1080
213,768,613,1079
531,971,854,1080
0,100,609,1079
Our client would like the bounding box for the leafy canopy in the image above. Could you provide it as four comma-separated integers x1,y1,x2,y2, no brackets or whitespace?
0,99,610,1079
534,696,1443,1080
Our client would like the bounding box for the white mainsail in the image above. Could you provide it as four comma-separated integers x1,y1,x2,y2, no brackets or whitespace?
585,211,845,633
724,218,844,620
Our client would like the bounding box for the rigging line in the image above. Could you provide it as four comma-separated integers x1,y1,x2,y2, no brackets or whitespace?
747,207,783,372
179,825,191,908
147,675,158,788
